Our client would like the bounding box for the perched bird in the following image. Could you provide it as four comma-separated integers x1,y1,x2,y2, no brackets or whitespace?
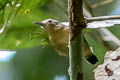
33,19,96,62
34,19,69,56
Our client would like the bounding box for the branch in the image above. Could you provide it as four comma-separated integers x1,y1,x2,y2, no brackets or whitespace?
68,0,86,80
86,15,120,22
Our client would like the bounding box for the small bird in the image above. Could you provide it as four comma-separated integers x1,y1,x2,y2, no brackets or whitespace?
34,19,69,56
33,19,95,60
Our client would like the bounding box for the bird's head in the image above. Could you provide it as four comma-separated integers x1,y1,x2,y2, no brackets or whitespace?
33,19,66,36
34,19,60,30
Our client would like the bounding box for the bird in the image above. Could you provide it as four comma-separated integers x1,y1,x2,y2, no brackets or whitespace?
34,19,69,56
33,19,97,63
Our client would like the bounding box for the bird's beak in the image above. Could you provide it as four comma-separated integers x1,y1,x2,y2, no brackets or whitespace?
33,21,45,26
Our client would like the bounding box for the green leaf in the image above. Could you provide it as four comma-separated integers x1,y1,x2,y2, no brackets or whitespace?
0,9,52,50
84,29,107,64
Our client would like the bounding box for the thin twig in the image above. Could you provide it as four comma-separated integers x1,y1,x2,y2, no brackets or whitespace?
86,15,120,22
91,0,114,9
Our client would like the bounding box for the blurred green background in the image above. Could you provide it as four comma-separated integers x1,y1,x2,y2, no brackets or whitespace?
0,0,120,80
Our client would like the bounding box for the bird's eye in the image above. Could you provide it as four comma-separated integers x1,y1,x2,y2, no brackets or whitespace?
48,20,52,23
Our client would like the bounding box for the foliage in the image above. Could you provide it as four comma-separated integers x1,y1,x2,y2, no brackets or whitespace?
0,0,54,50
0,0,120,80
